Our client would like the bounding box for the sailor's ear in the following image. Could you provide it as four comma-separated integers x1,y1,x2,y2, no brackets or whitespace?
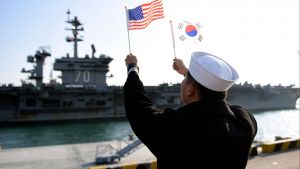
186,83,195,96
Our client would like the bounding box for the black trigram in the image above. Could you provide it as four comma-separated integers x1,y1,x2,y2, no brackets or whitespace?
178,23,183,30
179,35,185,41
198,34,203,42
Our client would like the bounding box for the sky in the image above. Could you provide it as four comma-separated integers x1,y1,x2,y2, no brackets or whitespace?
0,0,299,87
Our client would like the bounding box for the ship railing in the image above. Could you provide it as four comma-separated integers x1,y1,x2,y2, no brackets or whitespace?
95,133,144,164
96,144,116,155
95,144,119,164
116,138,143,157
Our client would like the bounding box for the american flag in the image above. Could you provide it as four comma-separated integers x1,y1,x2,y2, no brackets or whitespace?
128,0,164,30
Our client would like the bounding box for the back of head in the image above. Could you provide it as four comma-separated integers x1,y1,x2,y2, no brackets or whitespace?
187,52,239,100
188,51,239,92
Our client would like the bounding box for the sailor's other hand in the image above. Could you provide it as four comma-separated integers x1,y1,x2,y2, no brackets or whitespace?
125,53,138,66
173,58,188,76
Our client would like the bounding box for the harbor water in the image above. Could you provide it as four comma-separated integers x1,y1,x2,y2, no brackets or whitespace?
0,108,299,149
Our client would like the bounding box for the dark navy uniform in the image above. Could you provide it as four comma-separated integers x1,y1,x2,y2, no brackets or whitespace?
124,71,257,169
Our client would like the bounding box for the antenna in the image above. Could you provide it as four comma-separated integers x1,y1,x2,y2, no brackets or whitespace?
65,10,84,58
66,9,71,21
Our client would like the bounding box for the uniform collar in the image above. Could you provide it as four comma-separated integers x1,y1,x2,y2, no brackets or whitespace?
178,100,234,117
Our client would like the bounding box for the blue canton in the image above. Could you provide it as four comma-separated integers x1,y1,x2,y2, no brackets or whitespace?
128,6,144,21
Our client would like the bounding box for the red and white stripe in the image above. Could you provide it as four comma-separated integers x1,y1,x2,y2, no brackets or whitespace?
129,0,164,30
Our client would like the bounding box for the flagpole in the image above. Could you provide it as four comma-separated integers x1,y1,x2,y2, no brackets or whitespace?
125,6,132,54
170,20,176,59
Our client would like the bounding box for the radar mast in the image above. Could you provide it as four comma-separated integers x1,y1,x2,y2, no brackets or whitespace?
65,10,84,58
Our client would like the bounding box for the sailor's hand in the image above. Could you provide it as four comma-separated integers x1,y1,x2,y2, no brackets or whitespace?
173,58,188,76
125,53,138,66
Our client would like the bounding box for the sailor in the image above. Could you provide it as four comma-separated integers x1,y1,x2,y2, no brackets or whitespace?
124,52,257,169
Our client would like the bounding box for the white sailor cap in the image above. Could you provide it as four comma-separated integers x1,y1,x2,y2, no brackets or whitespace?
188,52,239,92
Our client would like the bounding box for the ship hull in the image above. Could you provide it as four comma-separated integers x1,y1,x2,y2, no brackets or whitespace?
0,84,299,123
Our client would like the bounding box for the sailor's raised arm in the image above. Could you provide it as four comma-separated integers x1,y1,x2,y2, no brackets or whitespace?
123,53,164,153
125,54,139,75
173,58,188,76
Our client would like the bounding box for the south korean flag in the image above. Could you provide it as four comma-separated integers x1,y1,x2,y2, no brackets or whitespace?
176,20,203,44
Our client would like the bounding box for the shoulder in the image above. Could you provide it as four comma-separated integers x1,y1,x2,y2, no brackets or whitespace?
229,105,258,136
229,105,254,122
230,105,250,114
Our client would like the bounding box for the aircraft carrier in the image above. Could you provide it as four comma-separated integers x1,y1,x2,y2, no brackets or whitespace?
0,12,299,123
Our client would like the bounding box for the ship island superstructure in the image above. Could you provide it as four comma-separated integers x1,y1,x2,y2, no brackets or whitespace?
0,12,299,123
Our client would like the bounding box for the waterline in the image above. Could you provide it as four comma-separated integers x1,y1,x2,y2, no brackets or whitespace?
0,109,299,149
